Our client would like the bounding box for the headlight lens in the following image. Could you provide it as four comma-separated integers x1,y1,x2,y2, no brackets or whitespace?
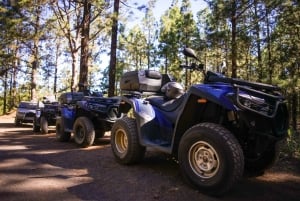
238,94,274,116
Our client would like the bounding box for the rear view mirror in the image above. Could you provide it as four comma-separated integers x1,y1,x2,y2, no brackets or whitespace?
198,64,204,70
183,47,199,61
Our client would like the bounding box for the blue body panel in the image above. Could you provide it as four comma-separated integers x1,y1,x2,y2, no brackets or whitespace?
61,106,76,131
190,83,237,111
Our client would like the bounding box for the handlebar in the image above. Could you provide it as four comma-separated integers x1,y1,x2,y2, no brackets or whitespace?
180,63,204,71
205,71,280,92
179,62,281,93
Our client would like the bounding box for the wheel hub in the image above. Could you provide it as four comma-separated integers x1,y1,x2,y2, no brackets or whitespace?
189,141,220,179
75,127,85,143
195,147,217,172
115,128,128,154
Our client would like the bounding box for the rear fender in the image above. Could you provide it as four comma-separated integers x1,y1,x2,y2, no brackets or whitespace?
119,96,157,145
120,96,156,127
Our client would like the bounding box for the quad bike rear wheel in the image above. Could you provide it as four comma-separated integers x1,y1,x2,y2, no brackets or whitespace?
111,117,145,164
73,117,95,148
40,116,49,134
56,118,71,142
178,122,244,196
32,118,40,132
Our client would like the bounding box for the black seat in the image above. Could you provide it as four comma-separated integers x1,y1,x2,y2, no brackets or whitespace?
147,94,186,124
147,94,186,112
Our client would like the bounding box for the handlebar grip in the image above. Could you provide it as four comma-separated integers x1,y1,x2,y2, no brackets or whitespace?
180,65,190,69
180,63,200,70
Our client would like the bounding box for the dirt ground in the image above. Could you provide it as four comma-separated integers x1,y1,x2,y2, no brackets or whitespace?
0,112,300,201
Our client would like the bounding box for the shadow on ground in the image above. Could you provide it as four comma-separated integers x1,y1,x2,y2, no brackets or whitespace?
0,120,300,201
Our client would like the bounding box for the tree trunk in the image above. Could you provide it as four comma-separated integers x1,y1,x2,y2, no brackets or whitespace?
266,6,272,84
11,49,18,109
71,50,79,92
79,0,91,92
254,0,262,81
3,72,7,115
31,5,41,101
108,0,120,97
31,50,38,101
291,91,298,132
231,0,237,78
54,41,59,98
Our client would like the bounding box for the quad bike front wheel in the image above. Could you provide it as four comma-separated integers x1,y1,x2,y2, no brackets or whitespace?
178,122,244,196
32,117,40,132
40,116,48,134
56,118,71,142
73,117,95,148
15,117,21,126
111,117,145,164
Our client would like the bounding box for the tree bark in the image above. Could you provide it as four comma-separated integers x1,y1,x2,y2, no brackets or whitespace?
3,72,7,115
31,5,41,101
108,0,120,97
79,0,91,92
231,0,237,78
254,0,262,81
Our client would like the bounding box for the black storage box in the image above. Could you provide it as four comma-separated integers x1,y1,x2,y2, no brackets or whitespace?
59,92,84,104
120,70,162,92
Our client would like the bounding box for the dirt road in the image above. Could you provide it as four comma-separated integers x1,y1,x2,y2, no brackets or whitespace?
0,112,300,201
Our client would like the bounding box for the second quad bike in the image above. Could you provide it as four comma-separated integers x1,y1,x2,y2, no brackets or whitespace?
33,98,59,134
56,92,122,148
110,48,289,196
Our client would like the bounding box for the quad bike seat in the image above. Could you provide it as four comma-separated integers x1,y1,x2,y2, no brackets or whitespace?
147,94,186,112
147,81,185,111
147,80,186,124
147,94,186,124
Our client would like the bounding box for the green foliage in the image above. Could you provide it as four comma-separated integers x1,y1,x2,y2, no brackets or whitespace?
281,128,300,157
0,0,299,133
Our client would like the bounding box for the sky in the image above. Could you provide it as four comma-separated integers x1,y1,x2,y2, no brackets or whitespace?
152,0,207,19
99,0,207,66
128,0,207,24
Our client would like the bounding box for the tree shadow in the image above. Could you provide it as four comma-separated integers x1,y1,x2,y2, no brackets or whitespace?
1,125,300,201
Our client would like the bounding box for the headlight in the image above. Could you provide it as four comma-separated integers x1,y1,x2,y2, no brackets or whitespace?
238,94,274,116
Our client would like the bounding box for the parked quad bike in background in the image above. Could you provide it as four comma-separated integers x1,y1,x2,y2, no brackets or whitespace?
55,91,122,148
110,48,289,196
33,98,59,134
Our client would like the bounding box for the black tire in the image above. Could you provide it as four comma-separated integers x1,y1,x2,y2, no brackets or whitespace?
56,118,71,142
178,123,244,196
32,118,40,132
95,129,105,138
15,117,21,126
73,117,95,148
40,116,49,134
244,140,282,177
111,117,145,164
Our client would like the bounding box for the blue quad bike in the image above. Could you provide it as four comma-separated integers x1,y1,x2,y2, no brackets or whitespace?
55,91,122,148
110,48,289,196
